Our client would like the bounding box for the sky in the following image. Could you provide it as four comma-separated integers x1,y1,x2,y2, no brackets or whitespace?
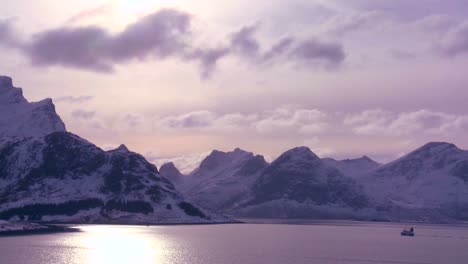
1,0,468,172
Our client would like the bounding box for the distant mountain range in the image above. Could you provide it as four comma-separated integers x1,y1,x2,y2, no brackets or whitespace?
161,144,468,222
0,76,221,224
2,75,467,224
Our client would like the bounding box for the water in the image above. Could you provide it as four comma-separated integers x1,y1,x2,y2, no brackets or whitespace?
1,222,468,264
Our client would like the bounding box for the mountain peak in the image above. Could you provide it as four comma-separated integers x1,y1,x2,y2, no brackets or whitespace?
0,75,27,105
409,142,461,157
115,144,130,152
160,162,179,172
0,75,66,137
282,146,319,159
0,76,13,88
160,162,184,183
269,146,320,170
421,142,458,150
199,148,253,171
346,155,379,164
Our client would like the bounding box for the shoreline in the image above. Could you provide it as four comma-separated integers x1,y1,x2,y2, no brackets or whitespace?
1,218,467,237
0,224,79,237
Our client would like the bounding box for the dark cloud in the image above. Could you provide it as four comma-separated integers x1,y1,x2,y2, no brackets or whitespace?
109,9,191,61
0,19,19,48
230,25,260,58
25,9,191,72
55,95,94,104
187,47,230,79
290,39,345,66
1,8,346,77
262,37,294,62
27,26,113,72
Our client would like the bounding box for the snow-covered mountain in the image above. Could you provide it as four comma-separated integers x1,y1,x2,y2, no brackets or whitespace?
0,76,66,137
172,148,268,212
359,142,468,221
323,156,381,178
160,142,468,222
0,75,220,224
159,162,185,186
232,147,369,219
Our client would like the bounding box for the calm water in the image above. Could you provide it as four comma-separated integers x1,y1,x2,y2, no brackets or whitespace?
1,222,468,264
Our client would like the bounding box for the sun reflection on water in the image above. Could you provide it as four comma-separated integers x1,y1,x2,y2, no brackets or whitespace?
77,225,162,264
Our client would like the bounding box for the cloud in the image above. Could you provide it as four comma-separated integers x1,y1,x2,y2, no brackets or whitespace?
66,4,112,24
438,20,468,56
303,137,335,157
2,8,347,77
109,9,191,61
262,37,294,62
24,9,191,73
26,26,114,72
230,25,260,58
0,19,19,48
71,109,96,119
413,14,457,33
187,46,230,79
345,109,468,136
123,114,144,129
289,39,345,67
158,111,217,129
153,106,329,136
255,107,328,135
227,24,345,67
339,0,468,20
54,95,94,104
324,10,381,36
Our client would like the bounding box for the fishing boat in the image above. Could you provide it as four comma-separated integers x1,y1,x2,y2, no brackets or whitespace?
401,227,415,236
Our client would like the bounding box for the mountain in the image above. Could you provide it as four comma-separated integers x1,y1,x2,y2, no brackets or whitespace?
322,156,381,178
232,147,369,219
0,75,220,224
159,162,185,185
0,76,66,137
174,148,268,212
159,142,468,222
359,142,468,221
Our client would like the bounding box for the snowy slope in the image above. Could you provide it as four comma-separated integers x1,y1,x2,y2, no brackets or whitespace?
358,142,468,221
0,75,224,224
232,147,369,218
176,148,268,212
323,156,381,178
0,76,66,137
159,162,185,186
0,132,220,223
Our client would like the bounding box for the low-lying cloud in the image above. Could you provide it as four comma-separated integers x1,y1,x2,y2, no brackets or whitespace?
345,109,468,136
55,95,94,104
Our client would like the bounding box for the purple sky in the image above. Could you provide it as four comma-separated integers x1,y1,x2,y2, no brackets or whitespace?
1,0,468,171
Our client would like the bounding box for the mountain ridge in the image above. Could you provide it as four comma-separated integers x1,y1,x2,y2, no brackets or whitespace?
0,75,224,224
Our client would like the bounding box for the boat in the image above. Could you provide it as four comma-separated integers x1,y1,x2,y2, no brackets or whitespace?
401,227,415,236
